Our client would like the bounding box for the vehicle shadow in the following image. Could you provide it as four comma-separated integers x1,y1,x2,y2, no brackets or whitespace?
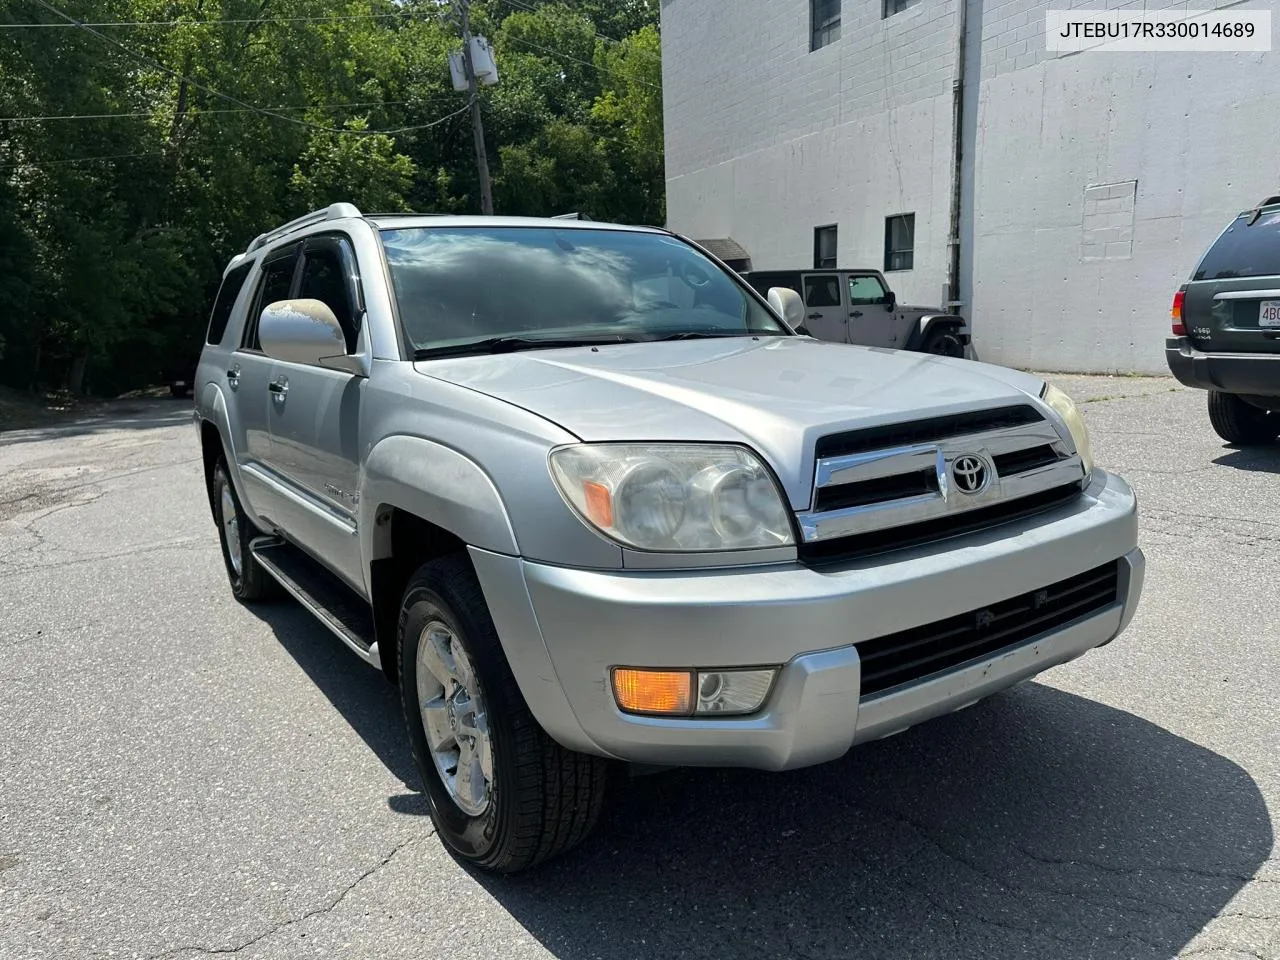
0,398,193,445
245,599,425,803
1213,445,1280,474
243,602,1273,959
479,684,1272,960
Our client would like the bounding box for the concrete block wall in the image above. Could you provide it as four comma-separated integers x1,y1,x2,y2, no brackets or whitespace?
970,2,1280,373
660,0,962,308
661,0,1280,372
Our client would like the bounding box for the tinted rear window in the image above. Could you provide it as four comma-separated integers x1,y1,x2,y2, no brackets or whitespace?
1193,211,1280,281
206,261,253,345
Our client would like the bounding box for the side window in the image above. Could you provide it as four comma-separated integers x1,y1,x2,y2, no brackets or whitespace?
298,242,360,352
206,262,253,346
242,250,298,352
804,274,841,308
848,275,889,305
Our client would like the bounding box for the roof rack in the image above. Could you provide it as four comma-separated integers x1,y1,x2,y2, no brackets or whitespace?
245,202,364,255
552,211,591,220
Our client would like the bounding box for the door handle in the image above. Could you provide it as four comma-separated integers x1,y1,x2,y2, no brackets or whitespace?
849,311,863,318
268,378,289,401
226,365,241,391
806,312,823,320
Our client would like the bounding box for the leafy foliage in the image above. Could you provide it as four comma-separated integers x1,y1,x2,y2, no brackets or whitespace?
0,0,664,394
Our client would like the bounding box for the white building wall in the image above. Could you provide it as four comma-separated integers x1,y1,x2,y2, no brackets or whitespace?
662,0,1280,374
970,0,1280,372
660,0,962,309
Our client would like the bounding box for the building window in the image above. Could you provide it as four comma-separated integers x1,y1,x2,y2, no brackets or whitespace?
814,225,838,269
811,0,841,50
883,0,921,17
884,214,914,271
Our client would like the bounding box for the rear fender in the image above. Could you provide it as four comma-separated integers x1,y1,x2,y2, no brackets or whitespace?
905,314,970,351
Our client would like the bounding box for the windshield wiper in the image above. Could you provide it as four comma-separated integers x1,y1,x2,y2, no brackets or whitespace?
414,334,640,360
648,331,777,342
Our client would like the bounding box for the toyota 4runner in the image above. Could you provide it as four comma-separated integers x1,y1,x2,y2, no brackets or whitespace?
194,203,1145,874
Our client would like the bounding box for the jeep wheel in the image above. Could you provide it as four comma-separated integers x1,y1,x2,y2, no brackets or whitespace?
211,459,276,602
923,328,965,358
398,556,607,874
1207,391,1279,446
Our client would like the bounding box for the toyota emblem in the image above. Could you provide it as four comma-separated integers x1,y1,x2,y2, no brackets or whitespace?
952,455,990,495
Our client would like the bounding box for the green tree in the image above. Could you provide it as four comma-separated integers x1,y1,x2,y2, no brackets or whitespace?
0,0,665,396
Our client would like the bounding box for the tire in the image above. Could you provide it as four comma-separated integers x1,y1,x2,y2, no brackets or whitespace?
1207,391,1279,446
170,383,190,399
398,555,608,874
922,327,966,358
211,458,276,602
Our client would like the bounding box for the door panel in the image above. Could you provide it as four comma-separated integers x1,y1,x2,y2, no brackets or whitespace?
225,353,276,524
846,273,899,348
229,245,300,528
800,273,848,342
262,236,366,591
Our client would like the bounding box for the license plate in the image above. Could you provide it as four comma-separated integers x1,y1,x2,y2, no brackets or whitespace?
1260,301,1280,328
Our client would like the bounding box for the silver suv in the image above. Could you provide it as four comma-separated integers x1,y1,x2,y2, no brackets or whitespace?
194,203,1145,874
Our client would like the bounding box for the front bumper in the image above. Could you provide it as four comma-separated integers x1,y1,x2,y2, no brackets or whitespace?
471,468,1143,771
1166,336,1280,395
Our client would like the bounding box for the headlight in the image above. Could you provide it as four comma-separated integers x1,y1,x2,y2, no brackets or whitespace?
548,443,795,552
1040,383,1095,475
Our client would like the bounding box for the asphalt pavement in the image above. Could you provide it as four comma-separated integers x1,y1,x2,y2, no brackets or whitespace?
0,375,1277,960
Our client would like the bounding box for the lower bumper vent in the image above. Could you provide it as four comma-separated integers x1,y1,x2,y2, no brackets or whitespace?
857,560,1121,698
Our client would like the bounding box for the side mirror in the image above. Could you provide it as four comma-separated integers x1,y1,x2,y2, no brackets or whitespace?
884,289,896,310
767,287,806,331
258,299,366,375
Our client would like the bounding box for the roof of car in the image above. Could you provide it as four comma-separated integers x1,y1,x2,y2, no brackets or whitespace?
364,214,668,233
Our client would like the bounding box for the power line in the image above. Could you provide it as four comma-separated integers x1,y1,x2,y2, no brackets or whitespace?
27,0,474,138
0,101,460,123
0,11,418,29
0,151,158,170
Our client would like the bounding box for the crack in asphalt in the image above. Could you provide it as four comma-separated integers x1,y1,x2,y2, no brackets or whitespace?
146,833,427,960
1013,846,1280,889
1144,507,1280,529
0,539,212,581
805,785,1184,950
1182,947,1271,960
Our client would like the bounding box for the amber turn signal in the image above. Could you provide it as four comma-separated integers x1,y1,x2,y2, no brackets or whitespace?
610,668,694,716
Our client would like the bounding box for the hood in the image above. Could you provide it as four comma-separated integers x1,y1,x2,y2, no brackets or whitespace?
414,338,1048,508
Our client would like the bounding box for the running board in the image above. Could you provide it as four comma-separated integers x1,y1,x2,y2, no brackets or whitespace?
250,537,382,671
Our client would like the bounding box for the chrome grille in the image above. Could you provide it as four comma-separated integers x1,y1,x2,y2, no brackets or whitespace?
797,404,1086,563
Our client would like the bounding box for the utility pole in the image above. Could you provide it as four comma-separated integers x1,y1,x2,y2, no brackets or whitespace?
457,0,494,215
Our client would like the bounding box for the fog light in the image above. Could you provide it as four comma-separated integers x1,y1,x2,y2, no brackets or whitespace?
611,668,694,716
695,669,777,716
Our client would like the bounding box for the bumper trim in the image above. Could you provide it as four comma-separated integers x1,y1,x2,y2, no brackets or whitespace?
474,470,1145,772
1166,336,1280,395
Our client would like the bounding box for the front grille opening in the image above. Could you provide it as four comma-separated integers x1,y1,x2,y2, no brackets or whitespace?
815,469,938,511
993,444,1061,476
800,483,1083,567
815,405,1044,459
857,560,1121,698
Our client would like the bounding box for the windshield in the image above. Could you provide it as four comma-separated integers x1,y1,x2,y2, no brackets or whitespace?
379,225,788,354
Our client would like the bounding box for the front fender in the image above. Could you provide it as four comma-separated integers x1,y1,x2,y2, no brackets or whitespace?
360,435,520,566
